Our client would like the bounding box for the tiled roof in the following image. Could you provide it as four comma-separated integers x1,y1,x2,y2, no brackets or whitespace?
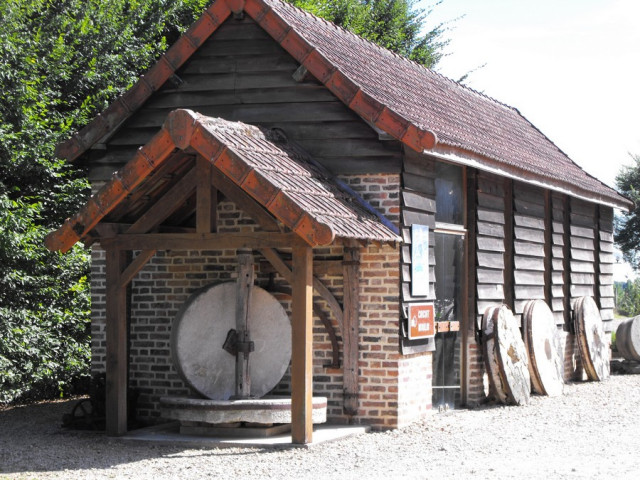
54,0,630,209
45,109,401,252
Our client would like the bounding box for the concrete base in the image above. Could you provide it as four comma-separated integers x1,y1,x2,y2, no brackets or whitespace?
180,422,291,438
160,395,327,425
120,422,370,449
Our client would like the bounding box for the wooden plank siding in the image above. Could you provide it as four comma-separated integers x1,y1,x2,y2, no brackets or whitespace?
598,206,615,324
551,193,569,326
569,199,596,308
400,149,437,353
86,15,402,182
471,175,614,333
512,182,546,322
475,172,506,321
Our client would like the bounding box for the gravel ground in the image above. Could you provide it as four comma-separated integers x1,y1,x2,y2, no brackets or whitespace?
1,373,639,480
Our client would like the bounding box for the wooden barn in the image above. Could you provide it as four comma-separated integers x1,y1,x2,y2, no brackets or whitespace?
47,0,631,444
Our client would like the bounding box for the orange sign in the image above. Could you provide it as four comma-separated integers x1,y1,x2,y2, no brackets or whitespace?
408,303,435,340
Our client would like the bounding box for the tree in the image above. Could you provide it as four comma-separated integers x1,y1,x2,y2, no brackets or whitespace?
0,0,451,404
288,0,449,68
0,0,209,404
615,279,640,318
615,153,640,269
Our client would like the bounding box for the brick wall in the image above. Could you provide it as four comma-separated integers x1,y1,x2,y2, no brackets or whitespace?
88,173,414,428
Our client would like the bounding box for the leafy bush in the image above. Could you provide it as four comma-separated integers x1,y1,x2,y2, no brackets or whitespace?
0,0,208,404
615,279,640,318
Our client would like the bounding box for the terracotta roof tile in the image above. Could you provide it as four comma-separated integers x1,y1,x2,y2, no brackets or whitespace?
46,109,400,252
261,0,629,208
54,0,630,209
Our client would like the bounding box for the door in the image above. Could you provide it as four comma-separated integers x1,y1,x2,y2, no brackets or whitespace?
432,231,464,409
431,161,465,410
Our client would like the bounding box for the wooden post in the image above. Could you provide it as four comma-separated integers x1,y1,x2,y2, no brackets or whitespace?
543,190,552,306
562,196,571,327
503,178,515,312
342,243,360,416
196,156,217,234
235,249,254,398
463,168,477,405
105,248,128,436
291,245,313,444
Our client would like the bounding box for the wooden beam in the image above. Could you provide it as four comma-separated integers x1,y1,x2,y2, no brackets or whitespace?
196,157,216,234
105,248,128,436
96,223,196,237
127,168,197,234
342,244,360,416
260,248,344,333
266,286,341,369
503,178,515,311
102,232,304,251
291,245,314,444
543,190,552,305
235,250,254,398
118,250,156,289
211,168,280,232
114,153,195,219
463,168,477,404
562,195,571,327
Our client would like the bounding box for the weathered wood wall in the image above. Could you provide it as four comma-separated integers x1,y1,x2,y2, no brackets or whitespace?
85,15,402,181
475,172,506,325
551,193,569,325
598,206,615,322
512,182,547,321
470,172,616,334
400,148,436,353
569,199,597,304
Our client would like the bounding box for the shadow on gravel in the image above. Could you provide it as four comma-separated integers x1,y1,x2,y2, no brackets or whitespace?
0,398,278,476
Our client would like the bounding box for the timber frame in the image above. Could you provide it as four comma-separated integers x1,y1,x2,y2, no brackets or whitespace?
48,110,398,444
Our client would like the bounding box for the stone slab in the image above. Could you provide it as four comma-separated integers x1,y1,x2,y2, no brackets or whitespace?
160,396,327,425
120,422,370,449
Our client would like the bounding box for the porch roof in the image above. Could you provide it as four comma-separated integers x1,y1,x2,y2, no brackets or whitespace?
45,109,401,253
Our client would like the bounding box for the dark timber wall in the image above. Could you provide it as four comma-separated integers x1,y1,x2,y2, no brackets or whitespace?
400,148,436,353
85,15,402,182
475,172,506,325
465,170,615,401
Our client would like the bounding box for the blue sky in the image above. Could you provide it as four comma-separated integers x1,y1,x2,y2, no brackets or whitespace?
420,0,640,188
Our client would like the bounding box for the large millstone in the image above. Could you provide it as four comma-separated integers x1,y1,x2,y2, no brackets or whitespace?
482,306,508,403
171,282,292,400
574,296,610,381
483,305,530,405
523,299,564,396
616,316,640,361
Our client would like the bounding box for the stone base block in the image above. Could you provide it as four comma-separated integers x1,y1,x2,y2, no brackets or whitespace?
159,395,327,425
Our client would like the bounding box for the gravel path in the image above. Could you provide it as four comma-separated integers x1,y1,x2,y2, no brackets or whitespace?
2,373,639,480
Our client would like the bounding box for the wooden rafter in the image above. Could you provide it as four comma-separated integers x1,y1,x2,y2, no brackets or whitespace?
127,168,197,234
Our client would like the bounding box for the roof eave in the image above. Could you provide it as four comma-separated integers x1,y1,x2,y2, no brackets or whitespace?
428,145,633,211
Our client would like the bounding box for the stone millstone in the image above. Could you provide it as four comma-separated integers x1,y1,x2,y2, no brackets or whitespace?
574,296,610,381
493,305,531,405
482,306,508,403
171,282,291,400
616,316,640,362
522,299,564,397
